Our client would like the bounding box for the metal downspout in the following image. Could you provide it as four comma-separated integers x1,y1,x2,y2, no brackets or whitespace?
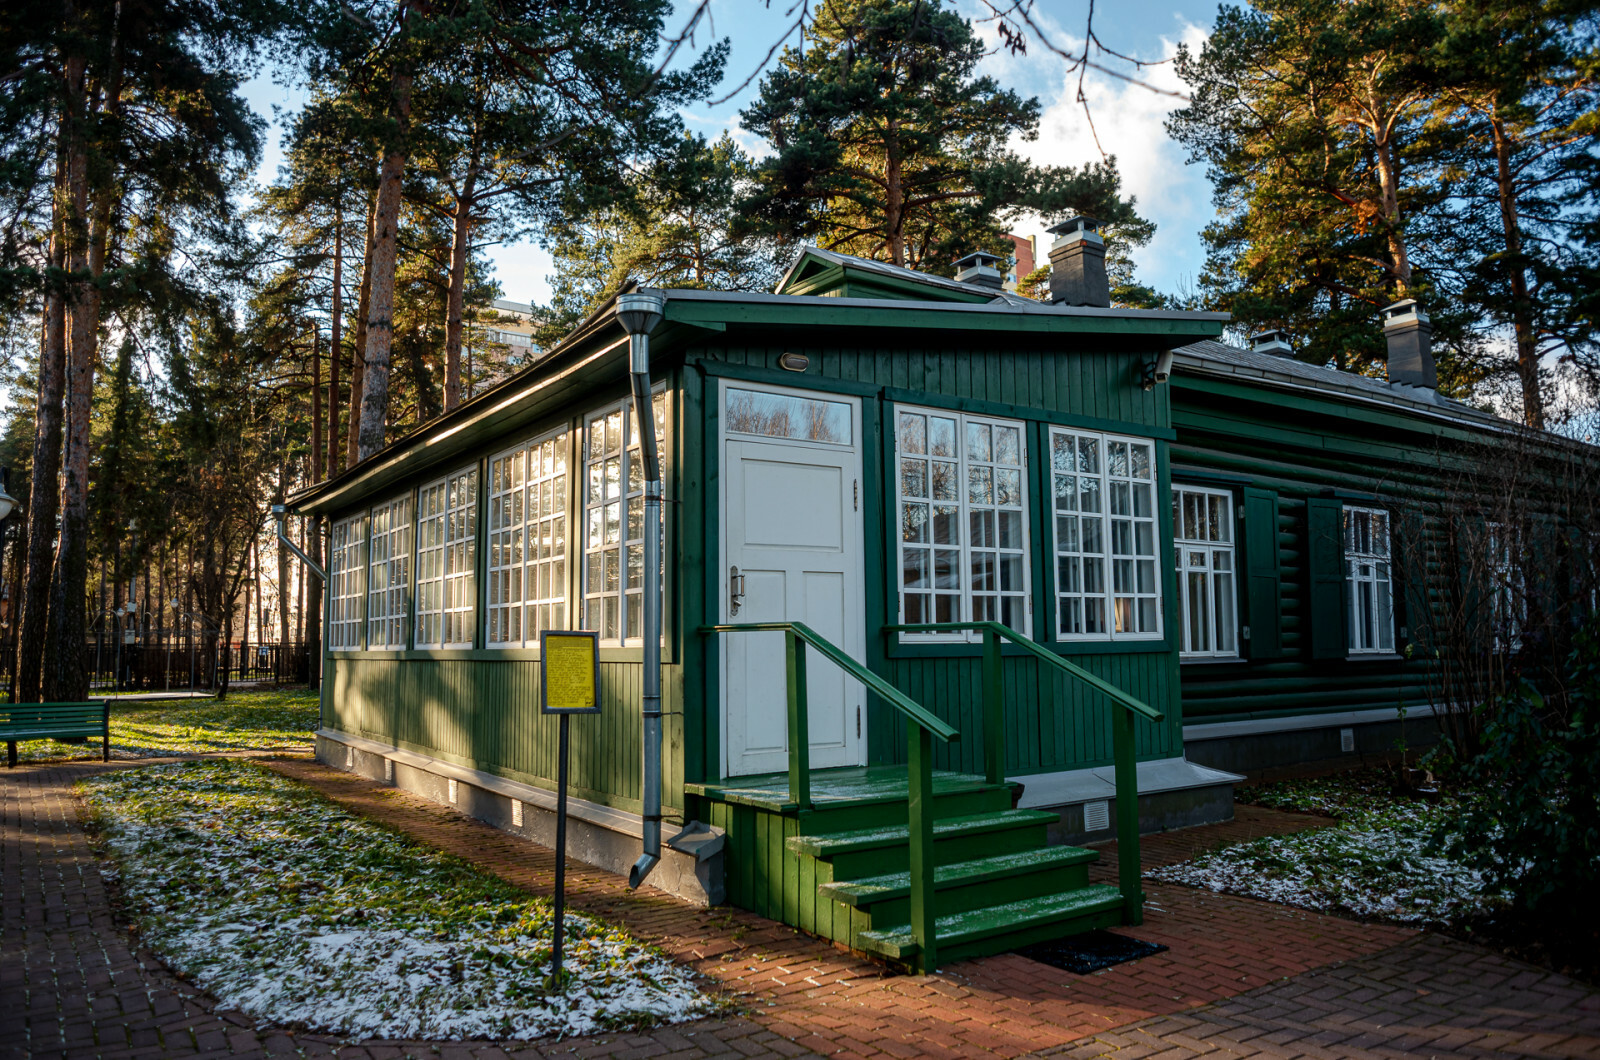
617,294,666,889
271,504,327,582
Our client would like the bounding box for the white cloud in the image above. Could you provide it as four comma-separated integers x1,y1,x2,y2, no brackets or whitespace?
972,12,1215,296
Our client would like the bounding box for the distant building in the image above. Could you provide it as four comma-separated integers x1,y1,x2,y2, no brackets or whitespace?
480,299,538,357
1004,233,1038,291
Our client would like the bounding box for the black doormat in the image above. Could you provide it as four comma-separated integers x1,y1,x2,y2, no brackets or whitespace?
1015,930,1168,974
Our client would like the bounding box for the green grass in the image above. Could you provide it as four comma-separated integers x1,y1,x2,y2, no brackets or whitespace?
78,760,722,1039
1148,769,1492,926
11,686,317,761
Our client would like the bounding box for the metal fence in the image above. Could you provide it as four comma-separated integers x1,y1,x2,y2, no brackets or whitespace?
87,624,312,692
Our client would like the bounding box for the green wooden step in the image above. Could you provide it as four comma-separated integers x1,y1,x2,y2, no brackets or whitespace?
787,809,1057,858
854,884,1127,961
818,846,1098,908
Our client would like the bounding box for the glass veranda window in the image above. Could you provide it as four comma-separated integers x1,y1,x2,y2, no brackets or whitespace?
366,496,412,649
583,392,666,644
328,514,366,650
1172,485,1238,657
1051,428,1161,640
1345,506,1394,653
896,407,1029,639
414,468,478,649
487,431,569,647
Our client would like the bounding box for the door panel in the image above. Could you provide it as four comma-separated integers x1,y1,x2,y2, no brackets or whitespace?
723,397,864,778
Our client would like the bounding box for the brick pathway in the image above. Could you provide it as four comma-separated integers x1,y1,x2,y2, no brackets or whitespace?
6,755,1599,1060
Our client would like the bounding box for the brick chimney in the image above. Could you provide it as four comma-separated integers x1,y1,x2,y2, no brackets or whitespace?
1046,216,1110,308
1382,299,1436,389
954,251,1005,290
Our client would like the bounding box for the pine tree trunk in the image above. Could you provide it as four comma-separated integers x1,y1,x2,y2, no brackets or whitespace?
1490,111,1544,429
884,126,905,267
443,167,477,413
275,464,289,681
347,196,376,469
358,66,414,461
18,200,66,704
328,214,343,477
44,46,96,703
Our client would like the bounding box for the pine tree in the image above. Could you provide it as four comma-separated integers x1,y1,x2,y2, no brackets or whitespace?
739,0,1140,273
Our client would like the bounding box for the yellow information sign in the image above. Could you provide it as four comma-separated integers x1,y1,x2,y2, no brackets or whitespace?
541,630,600,714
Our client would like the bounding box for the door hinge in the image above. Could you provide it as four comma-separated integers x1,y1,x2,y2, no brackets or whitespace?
853,479,859,511
856,706,861,738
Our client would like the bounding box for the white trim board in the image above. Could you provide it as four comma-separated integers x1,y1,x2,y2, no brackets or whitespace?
1183,703,1445,743
1011,756,1242,810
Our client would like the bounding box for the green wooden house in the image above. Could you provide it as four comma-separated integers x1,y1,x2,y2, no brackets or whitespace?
288,221,1588,971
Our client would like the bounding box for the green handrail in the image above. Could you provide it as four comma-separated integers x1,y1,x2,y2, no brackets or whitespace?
885,621,1161,926
702,623,958,742
701,621,954,972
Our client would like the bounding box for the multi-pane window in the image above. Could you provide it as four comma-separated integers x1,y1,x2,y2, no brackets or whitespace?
1488,522,1524,651
328,514,366,650
414,467,478,649
1051,428,1160,639
583,393,666,644
896,407,1029,638
366,497,412,649
1345,506,1394,653
1172,486,1237,657
487,431,570,647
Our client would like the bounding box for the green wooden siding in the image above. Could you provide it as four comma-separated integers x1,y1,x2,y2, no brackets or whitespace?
694,335,1180,781
1172,374,1462,722
328,654,687,814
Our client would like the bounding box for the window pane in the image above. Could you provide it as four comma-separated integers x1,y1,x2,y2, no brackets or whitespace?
726,388,852,444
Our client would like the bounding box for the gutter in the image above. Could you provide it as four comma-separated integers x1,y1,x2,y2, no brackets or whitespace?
615,293,667,889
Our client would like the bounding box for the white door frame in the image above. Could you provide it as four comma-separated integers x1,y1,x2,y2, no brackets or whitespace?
718,378,867,778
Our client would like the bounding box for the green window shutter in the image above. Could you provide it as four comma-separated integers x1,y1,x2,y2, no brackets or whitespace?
1242,487,1282,659
1306,497,1347,659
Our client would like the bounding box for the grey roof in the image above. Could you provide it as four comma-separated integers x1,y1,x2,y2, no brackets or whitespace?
1173,338,1508,430
779,245,1041,307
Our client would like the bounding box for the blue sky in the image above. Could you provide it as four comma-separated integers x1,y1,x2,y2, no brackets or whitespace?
244,0,1223,307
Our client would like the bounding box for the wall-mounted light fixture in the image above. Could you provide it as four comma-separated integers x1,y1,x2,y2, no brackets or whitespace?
778,352,810,372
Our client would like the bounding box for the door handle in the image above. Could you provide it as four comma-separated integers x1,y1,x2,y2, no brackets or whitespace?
730,565,746,616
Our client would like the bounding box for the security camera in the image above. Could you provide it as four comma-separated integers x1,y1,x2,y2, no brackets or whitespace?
1142,349,1176,390
1154,349,1174,383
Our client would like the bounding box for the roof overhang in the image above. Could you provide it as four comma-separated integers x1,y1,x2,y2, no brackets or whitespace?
289,288,1228,517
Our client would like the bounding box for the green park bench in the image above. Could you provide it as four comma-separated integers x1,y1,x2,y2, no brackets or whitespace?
1,701,111,767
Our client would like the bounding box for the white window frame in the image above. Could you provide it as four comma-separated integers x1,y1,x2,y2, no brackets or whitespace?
1344,506,1395,654
582,390,666,645
328,513,366,650
1172,484,1239,659
1050,427,1162,641
414,466,478,650
894,405,1031,643
486,429,571,648
366,496,412,649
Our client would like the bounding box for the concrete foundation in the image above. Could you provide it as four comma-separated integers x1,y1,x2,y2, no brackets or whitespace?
1012,757,1243,846
1183,706,1445,778
315,729,725,906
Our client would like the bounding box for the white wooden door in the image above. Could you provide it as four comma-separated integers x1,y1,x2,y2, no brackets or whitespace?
722,385,864,777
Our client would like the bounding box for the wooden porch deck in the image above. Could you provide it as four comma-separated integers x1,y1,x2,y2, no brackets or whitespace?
687,765,1005,813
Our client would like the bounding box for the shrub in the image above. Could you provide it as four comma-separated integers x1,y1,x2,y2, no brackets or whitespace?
1433,621,1600,938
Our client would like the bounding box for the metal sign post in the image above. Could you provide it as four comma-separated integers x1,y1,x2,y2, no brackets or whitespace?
539,630,600,990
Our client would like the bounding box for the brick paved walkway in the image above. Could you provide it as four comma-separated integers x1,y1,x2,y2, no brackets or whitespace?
6,755,1599,1060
